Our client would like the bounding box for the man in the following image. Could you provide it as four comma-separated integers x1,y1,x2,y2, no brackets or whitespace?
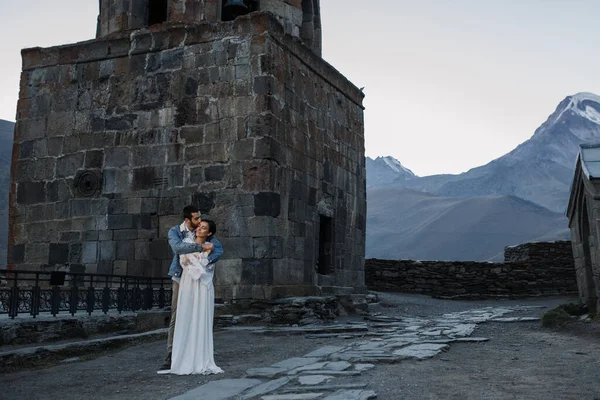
161,205,223,369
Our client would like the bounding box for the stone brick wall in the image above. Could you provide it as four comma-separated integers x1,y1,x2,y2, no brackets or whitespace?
97,0,221,38
8,12,365,300
504,241,573,263
365,242,578,298
263,27,366,292
97,0,322,56
260,0,322,56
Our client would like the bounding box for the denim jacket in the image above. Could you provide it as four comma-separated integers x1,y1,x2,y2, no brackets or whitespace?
167,223,223,278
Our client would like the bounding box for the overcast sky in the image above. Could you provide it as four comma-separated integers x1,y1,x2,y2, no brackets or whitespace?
1,1,600,176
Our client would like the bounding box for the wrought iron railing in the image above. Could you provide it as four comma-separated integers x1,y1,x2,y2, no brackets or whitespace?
0,270,172,319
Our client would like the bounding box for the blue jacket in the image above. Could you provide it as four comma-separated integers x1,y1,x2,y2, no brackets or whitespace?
167,224,223,278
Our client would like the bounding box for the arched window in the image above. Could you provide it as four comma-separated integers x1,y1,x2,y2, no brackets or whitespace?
148,0,168,25
221,0,258,22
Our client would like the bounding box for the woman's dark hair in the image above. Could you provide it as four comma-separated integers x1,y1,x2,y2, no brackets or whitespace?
203,219,217,236
183,205,199,220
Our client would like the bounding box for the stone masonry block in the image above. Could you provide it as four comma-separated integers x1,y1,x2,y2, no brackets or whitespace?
8,244,25,264
241,259,273,285
254,192,281,217
108,199,128,215
185,143,228,163
113,260,128,276
107,215,134,230
69,199,92,217
231,139,254,160
204,165,226,181
253,236,283,259
24,243,50,263
149,238,171,260
159,215,182,238
68,243,82,263
17,158,55,181
113,230,139,241
135,240,149,260
15,118,46,142
273,259,305,286
132,167,158,191
81,231,98,241
180,126,204,144
99,241,116,261
56,152,84,178
48,243,69,265
214,259,243,286
218,237,253,259
43,137,62,158
116,240,135,260
105,147,130,167
17,182,46,205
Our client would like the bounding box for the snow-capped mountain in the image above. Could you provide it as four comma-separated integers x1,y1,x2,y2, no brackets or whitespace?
365,93,600,261
384,92,600,213
366,156,416,187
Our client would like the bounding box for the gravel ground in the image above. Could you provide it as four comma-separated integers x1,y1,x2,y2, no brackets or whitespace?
2,292,599,400
365,293,600,400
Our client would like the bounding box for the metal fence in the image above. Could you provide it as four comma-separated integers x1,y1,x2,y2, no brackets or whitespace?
0,270,172,319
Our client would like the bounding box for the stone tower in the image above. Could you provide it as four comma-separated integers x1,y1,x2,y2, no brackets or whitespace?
9,0,366,299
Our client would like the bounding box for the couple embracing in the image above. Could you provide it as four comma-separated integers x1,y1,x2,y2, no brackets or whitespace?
158,205,224,375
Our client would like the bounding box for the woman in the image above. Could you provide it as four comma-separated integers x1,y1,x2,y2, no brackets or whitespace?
159,220,223,375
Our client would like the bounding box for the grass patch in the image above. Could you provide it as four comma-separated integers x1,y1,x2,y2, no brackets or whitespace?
541,303,588,328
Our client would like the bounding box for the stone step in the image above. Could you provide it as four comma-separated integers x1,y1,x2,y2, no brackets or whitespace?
0,328,167,373
0,310,169,349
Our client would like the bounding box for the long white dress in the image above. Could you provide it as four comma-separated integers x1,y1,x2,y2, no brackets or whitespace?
159,239,223,375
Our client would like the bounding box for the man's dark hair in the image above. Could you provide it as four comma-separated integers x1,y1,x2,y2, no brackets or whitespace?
203,219,217,236
183,205,199,220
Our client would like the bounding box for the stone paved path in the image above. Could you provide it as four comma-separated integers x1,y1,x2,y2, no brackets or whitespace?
171,306,541,399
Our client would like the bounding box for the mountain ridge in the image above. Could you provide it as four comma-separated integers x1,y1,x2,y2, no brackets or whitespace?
366,92,600,261
367,187,568,261
370,92,600,213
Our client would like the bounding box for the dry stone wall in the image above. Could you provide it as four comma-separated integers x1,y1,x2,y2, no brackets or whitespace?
365,241,577,298
504,241,573,263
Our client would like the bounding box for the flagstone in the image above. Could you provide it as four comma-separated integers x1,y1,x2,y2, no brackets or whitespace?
393,343,449,359
240,377,291,400
303,346,345,358
298,375,334,385
170,378,261,400
322,389,377,400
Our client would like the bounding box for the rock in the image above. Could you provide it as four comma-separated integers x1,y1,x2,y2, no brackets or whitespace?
303,346,344,358
246,366,289,378
59,357,81,363
297,375,334,385
169,378,261,400
238,377,291,399
490,317,540,322
323,361,352,371
287,362,329,375
393,343,449,360
281,383,368,393
271,357,322,370
322,389,377,400
353,363,375,372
